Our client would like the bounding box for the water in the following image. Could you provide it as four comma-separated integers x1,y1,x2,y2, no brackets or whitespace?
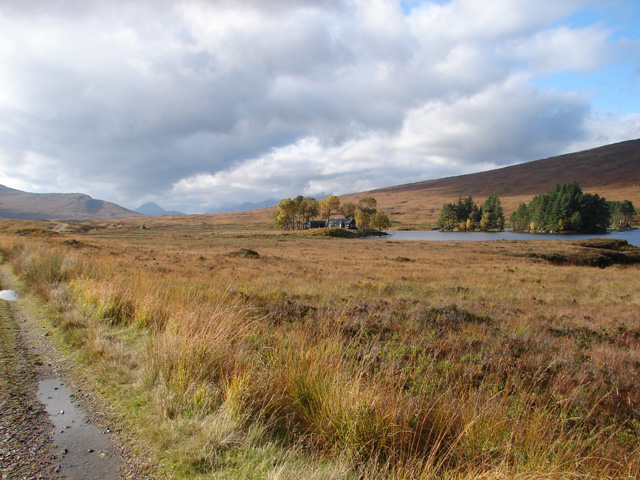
0,289,19,301
371,229,640,247
37,379,122,480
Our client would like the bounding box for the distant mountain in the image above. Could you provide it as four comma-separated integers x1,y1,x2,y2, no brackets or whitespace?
135,202,184,216
207,198,278,213
0,184,144,220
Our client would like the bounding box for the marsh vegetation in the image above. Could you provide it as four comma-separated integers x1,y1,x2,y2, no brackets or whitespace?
1,223,639,479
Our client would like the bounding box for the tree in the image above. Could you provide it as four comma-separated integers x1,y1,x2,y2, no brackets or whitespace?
300,197,320,225
437,203,458,231
355,210,370,230
579,193,609,233
292,195,305,229
621,200,636,225
370,211,391,231
273,196,320,230
510,202,529,231
608,200,636,229
437,196,481,231
339,202,357,218
320,195,341,222
357,197,377,215
570,211,582,232
453,195,478,226
479,193,505,231
479,211,491,230
516,182,618,234
273,198,298,230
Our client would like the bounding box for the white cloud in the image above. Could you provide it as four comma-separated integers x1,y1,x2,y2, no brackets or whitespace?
396,74,588,163
504,26,610,75
570,111,640,152
0,151,63,192
0,0,637,212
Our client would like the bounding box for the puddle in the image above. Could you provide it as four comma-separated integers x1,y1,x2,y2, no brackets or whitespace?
38,379,122,480
0,289,19,301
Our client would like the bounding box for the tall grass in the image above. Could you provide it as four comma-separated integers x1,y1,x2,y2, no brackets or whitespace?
2,233,639,479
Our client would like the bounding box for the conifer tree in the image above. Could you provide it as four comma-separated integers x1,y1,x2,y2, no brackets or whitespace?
480,193,505,231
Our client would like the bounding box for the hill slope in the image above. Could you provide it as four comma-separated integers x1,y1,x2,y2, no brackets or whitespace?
339,138,640,227
0,185,144,220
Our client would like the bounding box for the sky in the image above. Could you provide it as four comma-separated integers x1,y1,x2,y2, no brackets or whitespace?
0,0,639,214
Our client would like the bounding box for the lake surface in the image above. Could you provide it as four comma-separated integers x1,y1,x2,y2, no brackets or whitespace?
372,229,640,248
0,290,19,301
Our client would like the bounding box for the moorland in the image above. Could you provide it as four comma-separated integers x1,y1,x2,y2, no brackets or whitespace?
0,138,639,478
2,138,639,228
1,220,639,479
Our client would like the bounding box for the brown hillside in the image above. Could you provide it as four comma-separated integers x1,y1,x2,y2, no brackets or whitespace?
153,138,640,230
0,184,144,221
339,138,640,228
3,138,638,227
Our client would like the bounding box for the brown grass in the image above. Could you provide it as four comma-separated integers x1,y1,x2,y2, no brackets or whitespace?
1,222,639,479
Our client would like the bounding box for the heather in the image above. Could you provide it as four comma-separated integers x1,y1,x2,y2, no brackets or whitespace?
1,226,639,479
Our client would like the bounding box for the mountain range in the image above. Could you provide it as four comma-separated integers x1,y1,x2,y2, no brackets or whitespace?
134,202,184,216
0,184,143,221
206,198,279,214
1,138,638,223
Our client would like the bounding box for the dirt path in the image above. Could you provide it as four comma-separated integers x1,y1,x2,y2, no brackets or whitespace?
0,268,158,480
0,295,56,479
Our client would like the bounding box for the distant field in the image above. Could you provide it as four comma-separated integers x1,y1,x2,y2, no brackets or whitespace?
2,221,639,479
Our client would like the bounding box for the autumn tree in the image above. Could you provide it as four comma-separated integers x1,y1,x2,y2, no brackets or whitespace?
320,195,341,222
273,198,298,230
370,211,392,231
355,210,370,230
300,197,320,226
357,196,377,215
454,195,479,228
437,196,484,231
339,202,357,218
273,196,320,230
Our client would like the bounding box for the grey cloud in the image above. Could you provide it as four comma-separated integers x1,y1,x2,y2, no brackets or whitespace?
0,0,636,212
405,97,589,168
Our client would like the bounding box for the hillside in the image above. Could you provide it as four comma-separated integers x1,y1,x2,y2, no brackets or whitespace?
2,138,638,227
0,184,144,221
338,138,640,227
185,138,640,230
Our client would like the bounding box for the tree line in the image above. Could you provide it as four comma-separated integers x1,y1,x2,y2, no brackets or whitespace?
437,183,636,234
509,182,636,233
437,193,505,231
273,195,392,231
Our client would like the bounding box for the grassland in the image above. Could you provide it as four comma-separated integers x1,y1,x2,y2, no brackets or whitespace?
1,221,639,479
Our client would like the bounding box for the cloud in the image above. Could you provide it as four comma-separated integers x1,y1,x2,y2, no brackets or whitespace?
504,25,610,75
396,74,589,164
0,0,637,213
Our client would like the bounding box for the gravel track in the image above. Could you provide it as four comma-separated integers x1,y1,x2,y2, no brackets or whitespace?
0,298,56,479
0,268,158,480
